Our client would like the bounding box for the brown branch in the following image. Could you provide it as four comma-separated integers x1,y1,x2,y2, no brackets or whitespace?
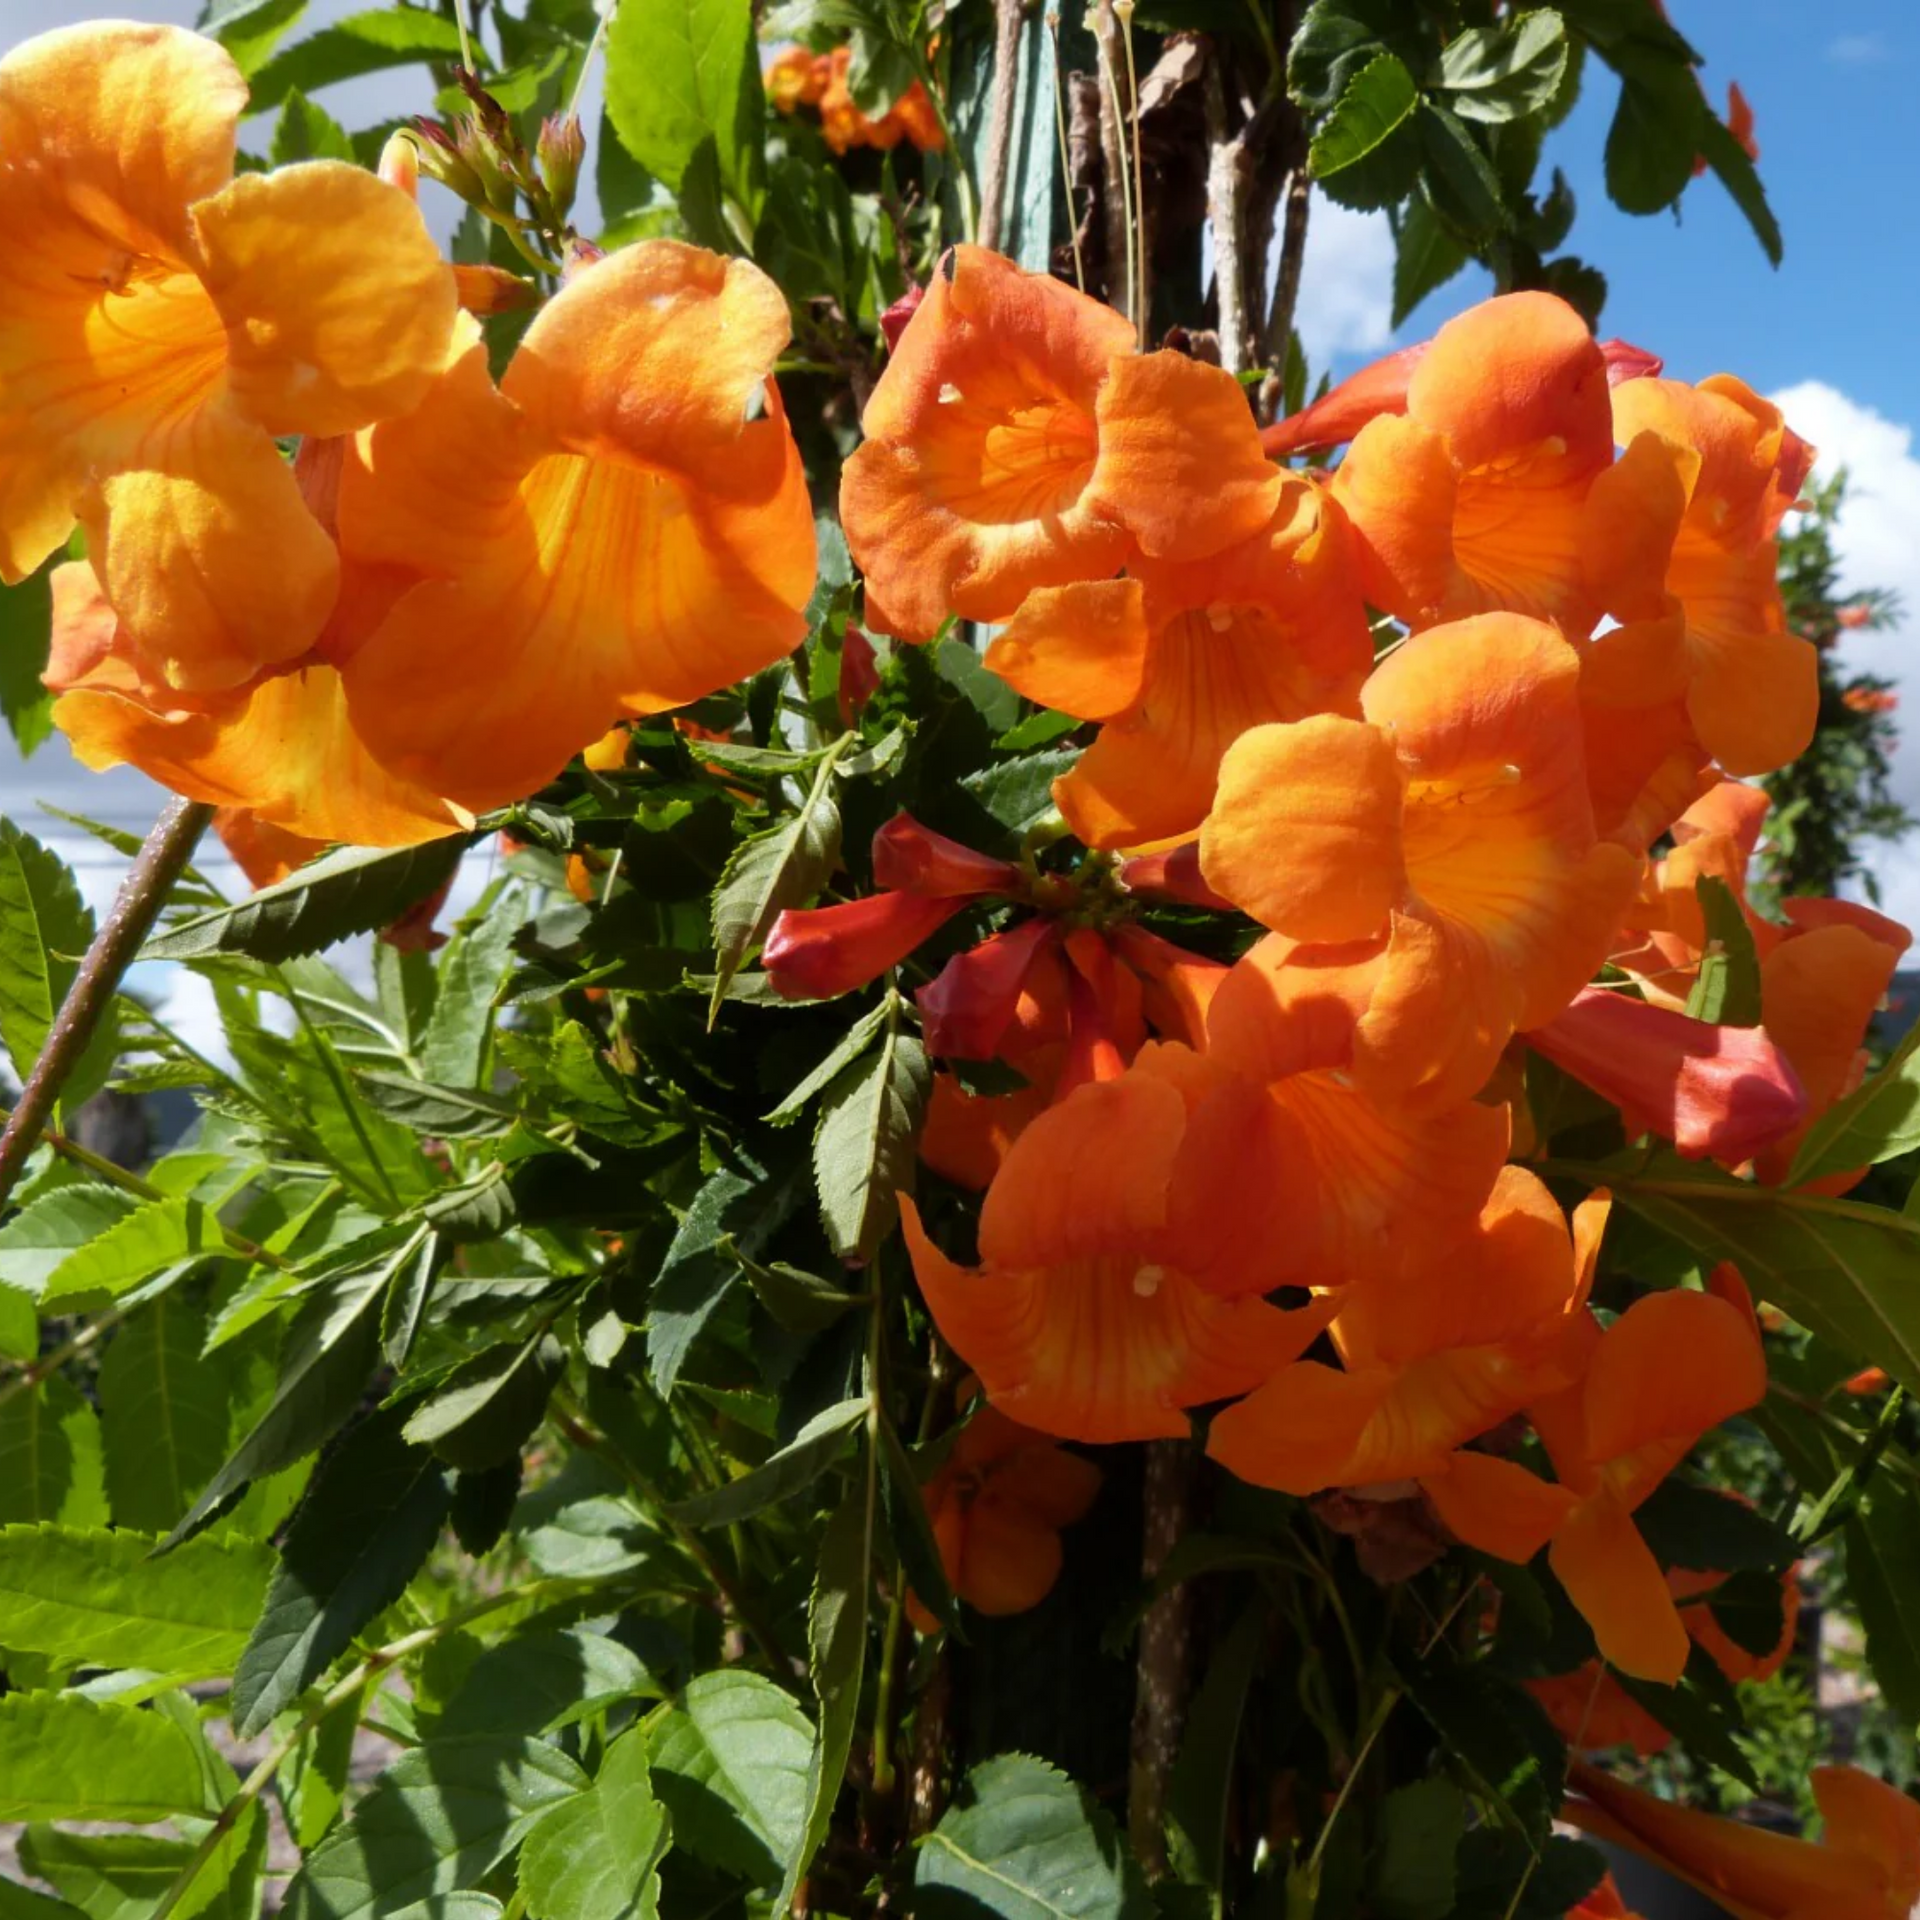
1089,0,1134,326
1129,1437,1195,1878
0,798,214,1209
1202,47,1252,376
979,0,1026,252
1268,166,1312,373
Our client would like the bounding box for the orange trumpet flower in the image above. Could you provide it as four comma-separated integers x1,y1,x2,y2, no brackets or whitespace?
0,23,457,694
1566,1760,1920,1920
908,1397,1101,1630
901,1046,1335,1443
1201,612,1639,1112
334,241,815,812
982,480,1371,847
840,246,1281,639
1207,1168,1606,1501
1439,1266,1768,1682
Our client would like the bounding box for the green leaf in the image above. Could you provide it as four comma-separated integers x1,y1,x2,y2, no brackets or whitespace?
917,1754,1154,1920
0,819,113,1117
1406,1664,1561,1845
877,1411,957,1631
245,8,467,114
232,1408,452,1738
647,1672,813,1892
17,1817,267,1920
144,838,468,963
0,1524,271,1672
1697,108,1782,266
0,1186,138,1296
99,1297,234,1532
199,0,309,75
169,1267,389,1544
1683,876,1761,1025
1614,1646,1759,1789
1369,1778,1465,1920
784,1493,870,1910
1431,10,1568,123
1788,1018,1920,1187
1416,102,1509,236
1603,54,1702,215
765,1000,890,1124
0,1870,83,1919
1166,1603,1264,1892
271,86,354,162
519,1728,671,1920
356,1071,520,1138
813,1022,928,1260
707,756,844,1018
0,1694,208,1822
1594,1160,1920,1394
0,568,53,759
1843,1479,1920,1722
731,1245,862,1334
668,1397,866,1528
422,906,519,1088
37,1196,220,1313
959,750,1079,836
402,1331,564,1473
438,1627,664,1743
1289,0,1388,112
1634,1481,1795,1572
605,0,759,199
1392,191,1469,326
1309,52,1418,178
285,1736,590,1919
0,1376,107,1529
1451,1833,1605,1920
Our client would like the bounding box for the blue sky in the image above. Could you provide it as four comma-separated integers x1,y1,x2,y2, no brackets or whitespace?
5,0,1920,958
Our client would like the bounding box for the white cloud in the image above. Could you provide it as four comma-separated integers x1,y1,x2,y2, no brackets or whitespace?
1770,380,1920,922
1827,33,1887,64
1292,200,1395,365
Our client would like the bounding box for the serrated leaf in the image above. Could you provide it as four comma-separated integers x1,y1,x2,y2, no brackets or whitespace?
1683,875,1761,1025
519,1728,671,1920
284,1736,589,1919
1406,1664,1561,1845
403,1332,564,1473
37,1196,220,1313
422,905,519,1087
0,1375,107,1529
732,1245,862,1334
604,0,760,202
0,1694,207,1822
0,818,113,1116
200,0,308,75
765,999,889,1124
646,1672,813,1891
271,86,354,161
439,1627,664,1742
19,1815,268,1920
959,750,1079,836
0,1186,138,1296
1166,1602,1264,1892
814,1024,928,1260
232,1408,451,1738
244,7,466,113
1431,10,1567,122
707,761,844,1018
1697,108,1781,266
1309,51,1418,177
1787,1016,1920,1187
1843,1479,1920,1722
917,1754,1155,1920
356,1072,520,1138
1392,190,1469,326
1369,1777,1465,1920
0,568,53,759
168,1267,389,1545
0,1524,272,1672
669,1397,866,1529
1603,53,1702,215
144,838,468,963
1417,101,1509,235
877,1411,957,1631
1614,1645,1758,1788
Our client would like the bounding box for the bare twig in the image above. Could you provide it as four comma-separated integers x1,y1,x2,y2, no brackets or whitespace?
0,798,214,1208
1203,48,1252,375
1268,166,1312,371
979,0,1026,252
1088,0,1136,331
1129,1438,1194,1877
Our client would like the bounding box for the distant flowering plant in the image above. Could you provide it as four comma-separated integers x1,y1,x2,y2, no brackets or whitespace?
1,8,1918,1920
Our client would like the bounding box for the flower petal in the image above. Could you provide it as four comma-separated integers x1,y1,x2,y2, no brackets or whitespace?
1421,1451,1577,1562
1550,1489,1691,1682
984,579,1152,721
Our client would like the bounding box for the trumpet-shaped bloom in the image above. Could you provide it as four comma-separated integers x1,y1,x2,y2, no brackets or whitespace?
1207,1169,1605,1497
983,481,1371,846
817,47,945,154
335,241,815,811
840,247,1280,639
48,559,467,849
1201,613,1640,1111
901,1049,1335,1442
1527,988,1807,1164
909,1399,1101,1629
1443,1267,1768,1682
1595,374,1817,775
1566,1760,1920,1920
1327,294,1657,633
0,23,457,693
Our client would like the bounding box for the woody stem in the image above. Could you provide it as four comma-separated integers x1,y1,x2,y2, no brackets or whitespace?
0,797,214,1209
1128,1437,1194,1878
979,0,1025,252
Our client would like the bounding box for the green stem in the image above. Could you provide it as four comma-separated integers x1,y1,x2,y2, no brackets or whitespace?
1305,1686,1400,1880
274,965,404,1212
0,798,214,1208
867,1285,902,1797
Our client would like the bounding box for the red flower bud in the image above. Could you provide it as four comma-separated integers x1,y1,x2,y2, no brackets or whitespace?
838,626,881,726
880,281,927,354
918,918,1058,1058
764,891,964,1001
1599,338,1664,386
1119,842,1235,913
872,813,1021,899
1528,989,1807,1165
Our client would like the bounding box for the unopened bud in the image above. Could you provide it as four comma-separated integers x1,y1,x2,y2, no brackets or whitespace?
377,130,420,200
536,112,585,217
410,118,486,203
561,236,607,284
764,892,966,1001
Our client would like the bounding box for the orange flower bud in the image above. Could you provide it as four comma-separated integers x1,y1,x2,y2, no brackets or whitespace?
871,813,1021,899
763,891,966,1002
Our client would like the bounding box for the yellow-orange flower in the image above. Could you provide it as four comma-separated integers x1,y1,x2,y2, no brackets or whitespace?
841,247,1281,639
1567,1760,1920,1920
335,241,816,811
1208,1169,1604,1497
983,480,1371,847
0,22,457,693
1200,612,1640,1112
901,1046,1335,1443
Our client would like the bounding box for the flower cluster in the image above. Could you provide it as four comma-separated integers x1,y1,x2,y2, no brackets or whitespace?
765,45,944,156
13,24,817,861
762,247,1877,1674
